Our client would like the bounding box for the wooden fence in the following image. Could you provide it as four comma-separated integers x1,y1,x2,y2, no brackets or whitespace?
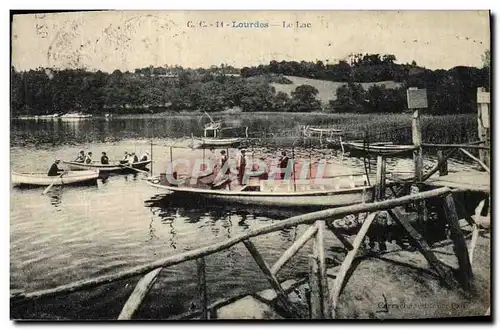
11,185,483,319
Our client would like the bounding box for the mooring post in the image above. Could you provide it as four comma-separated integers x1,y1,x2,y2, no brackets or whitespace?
412,108,427,225
375,155,386,201
243,239,301,318
412,109,423,181
442,194,474,290
477,87,490,169
308,255,321,319
437,150,448,176
309,221,328,318
196,257,208,319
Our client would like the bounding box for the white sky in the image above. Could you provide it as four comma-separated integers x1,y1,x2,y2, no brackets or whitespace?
11,10,490,72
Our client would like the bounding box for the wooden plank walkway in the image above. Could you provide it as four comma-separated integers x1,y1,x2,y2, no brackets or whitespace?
391,171,490,193
423,171,490,193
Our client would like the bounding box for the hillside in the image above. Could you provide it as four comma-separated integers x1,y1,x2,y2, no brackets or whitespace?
271,76,402,104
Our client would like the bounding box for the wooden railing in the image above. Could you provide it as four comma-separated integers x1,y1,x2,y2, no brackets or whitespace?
11,185,483,319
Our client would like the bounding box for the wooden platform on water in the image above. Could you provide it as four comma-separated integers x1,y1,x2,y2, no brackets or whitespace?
392,171,490,194
423,171,490,193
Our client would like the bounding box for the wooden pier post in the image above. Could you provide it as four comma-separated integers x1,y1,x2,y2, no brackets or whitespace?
477,87,490,168
442,194,473,289
328,212,379,318
243,239,300,318
309,221,329,318
375,155,386,201
308,255,321,319
412,109,423,182
118,267,163,320
437,150,448,176
271,224,318,275
150,139,154,176
387,208,456,289
196,258,208,319
407,87,428,226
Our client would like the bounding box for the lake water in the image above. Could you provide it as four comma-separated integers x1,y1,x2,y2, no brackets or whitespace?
10,117,474,319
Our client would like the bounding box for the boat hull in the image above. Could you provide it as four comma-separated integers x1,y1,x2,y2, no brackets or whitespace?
63,160,151,173
12,170,99,187
147,181,374,209
195,138,241,148
343,142,415,156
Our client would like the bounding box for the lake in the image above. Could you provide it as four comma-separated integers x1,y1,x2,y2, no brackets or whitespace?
10,116,474,319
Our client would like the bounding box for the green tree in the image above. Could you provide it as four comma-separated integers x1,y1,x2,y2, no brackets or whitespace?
288,84,321,112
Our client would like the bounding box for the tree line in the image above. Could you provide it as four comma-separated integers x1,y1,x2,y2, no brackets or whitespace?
11,53,490,116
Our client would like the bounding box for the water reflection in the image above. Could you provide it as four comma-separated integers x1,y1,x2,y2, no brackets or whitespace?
47,186,63,209
146,217,159,242
237,212,250,230
144,193,307,248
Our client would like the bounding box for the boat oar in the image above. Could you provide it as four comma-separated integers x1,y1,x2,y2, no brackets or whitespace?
42,171,65,195
119,164,149,174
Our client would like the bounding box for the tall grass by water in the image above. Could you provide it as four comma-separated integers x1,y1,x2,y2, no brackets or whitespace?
11,112,477,149
239,112,477,145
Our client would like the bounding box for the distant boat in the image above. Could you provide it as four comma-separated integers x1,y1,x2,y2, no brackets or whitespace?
190,114,246,149
37,114,59,120
11,170,99,187
342,141,416,156
60,112,92,119
304,126,344,147
63,160,151,173
305,126,344,136
191,137,242,148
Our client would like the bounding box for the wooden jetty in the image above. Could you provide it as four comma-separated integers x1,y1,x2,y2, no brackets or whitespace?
10,87,491,320
10,184,490,319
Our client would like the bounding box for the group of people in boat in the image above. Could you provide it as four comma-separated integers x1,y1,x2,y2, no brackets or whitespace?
215,148,290,185
47,150,150,176
73,150,95,164
72,150,150,165
119,151,149,165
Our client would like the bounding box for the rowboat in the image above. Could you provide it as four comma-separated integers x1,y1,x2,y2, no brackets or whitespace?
62,160,151,173
60,112,92,119
146,174,374,209
11,170,99,187
191,137,242,148
343,142,416,156
306,127,344,135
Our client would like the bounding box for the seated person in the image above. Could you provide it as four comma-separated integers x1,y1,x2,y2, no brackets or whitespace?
101,152,109,164
74,150,85,163
140,152,150,162
85,152,93,164
48,159,64,176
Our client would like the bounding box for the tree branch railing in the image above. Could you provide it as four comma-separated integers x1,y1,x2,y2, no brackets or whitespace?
12,186,479,320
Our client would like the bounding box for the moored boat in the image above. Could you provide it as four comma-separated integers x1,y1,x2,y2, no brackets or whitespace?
343,141,416,156
11,170,99,187
60,112,93,119
62,160,151,173
192,137,242,148
146,174,375,209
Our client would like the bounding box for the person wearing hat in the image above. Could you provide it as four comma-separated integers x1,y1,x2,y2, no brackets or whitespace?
48,159,64,176
85,152,93,164
74,150,85,163
279,151,290,180
237,149,247,185
120,151,130,164
140,151,150,162
101,152,110,164
131,152,139,163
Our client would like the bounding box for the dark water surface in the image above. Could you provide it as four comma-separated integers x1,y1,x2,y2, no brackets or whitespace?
10,117,474,319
